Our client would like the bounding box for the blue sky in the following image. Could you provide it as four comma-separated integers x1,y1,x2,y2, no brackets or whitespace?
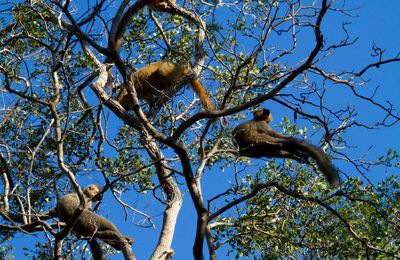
170,2,398,259
8,1,400,259
124,2,400,259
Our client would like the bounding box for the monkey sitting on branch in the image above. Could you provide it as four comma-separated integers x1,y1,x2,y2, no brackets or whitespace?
233,109,340,187
116,61,214,112
56,184,134,259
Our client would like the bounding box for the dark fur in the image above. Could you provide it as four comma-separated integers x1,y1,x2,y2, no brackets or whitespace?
56,185,134,255
89,240,105,260
233,109,339,186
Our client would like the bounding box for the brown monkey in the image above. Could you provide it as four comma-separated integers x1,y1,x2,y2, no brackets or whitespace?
56,185,102,228
56,185,134,259
116,61,214,111
233,109,339,186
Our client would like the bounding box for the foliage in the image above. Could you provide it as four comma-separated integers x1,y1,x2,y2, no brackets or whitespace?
0,0,399,259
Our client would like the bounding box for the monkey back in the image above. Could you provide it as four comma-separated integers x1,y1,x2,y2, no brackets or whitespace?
55,193,92,221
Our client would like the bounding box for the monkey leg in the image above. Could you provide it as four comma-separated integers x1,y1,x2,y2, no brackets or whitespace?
88,239,105,260
97,231,136,260
93,230,133,250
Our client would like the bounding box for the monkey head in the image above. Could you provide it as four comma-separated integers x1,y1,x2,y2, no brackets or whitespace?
253,108,273,123
83,184,102,202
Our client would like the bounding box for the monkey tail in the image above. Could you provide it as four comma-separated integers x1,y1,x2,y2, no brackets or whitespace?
191,79,215,111
288,139,340,187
